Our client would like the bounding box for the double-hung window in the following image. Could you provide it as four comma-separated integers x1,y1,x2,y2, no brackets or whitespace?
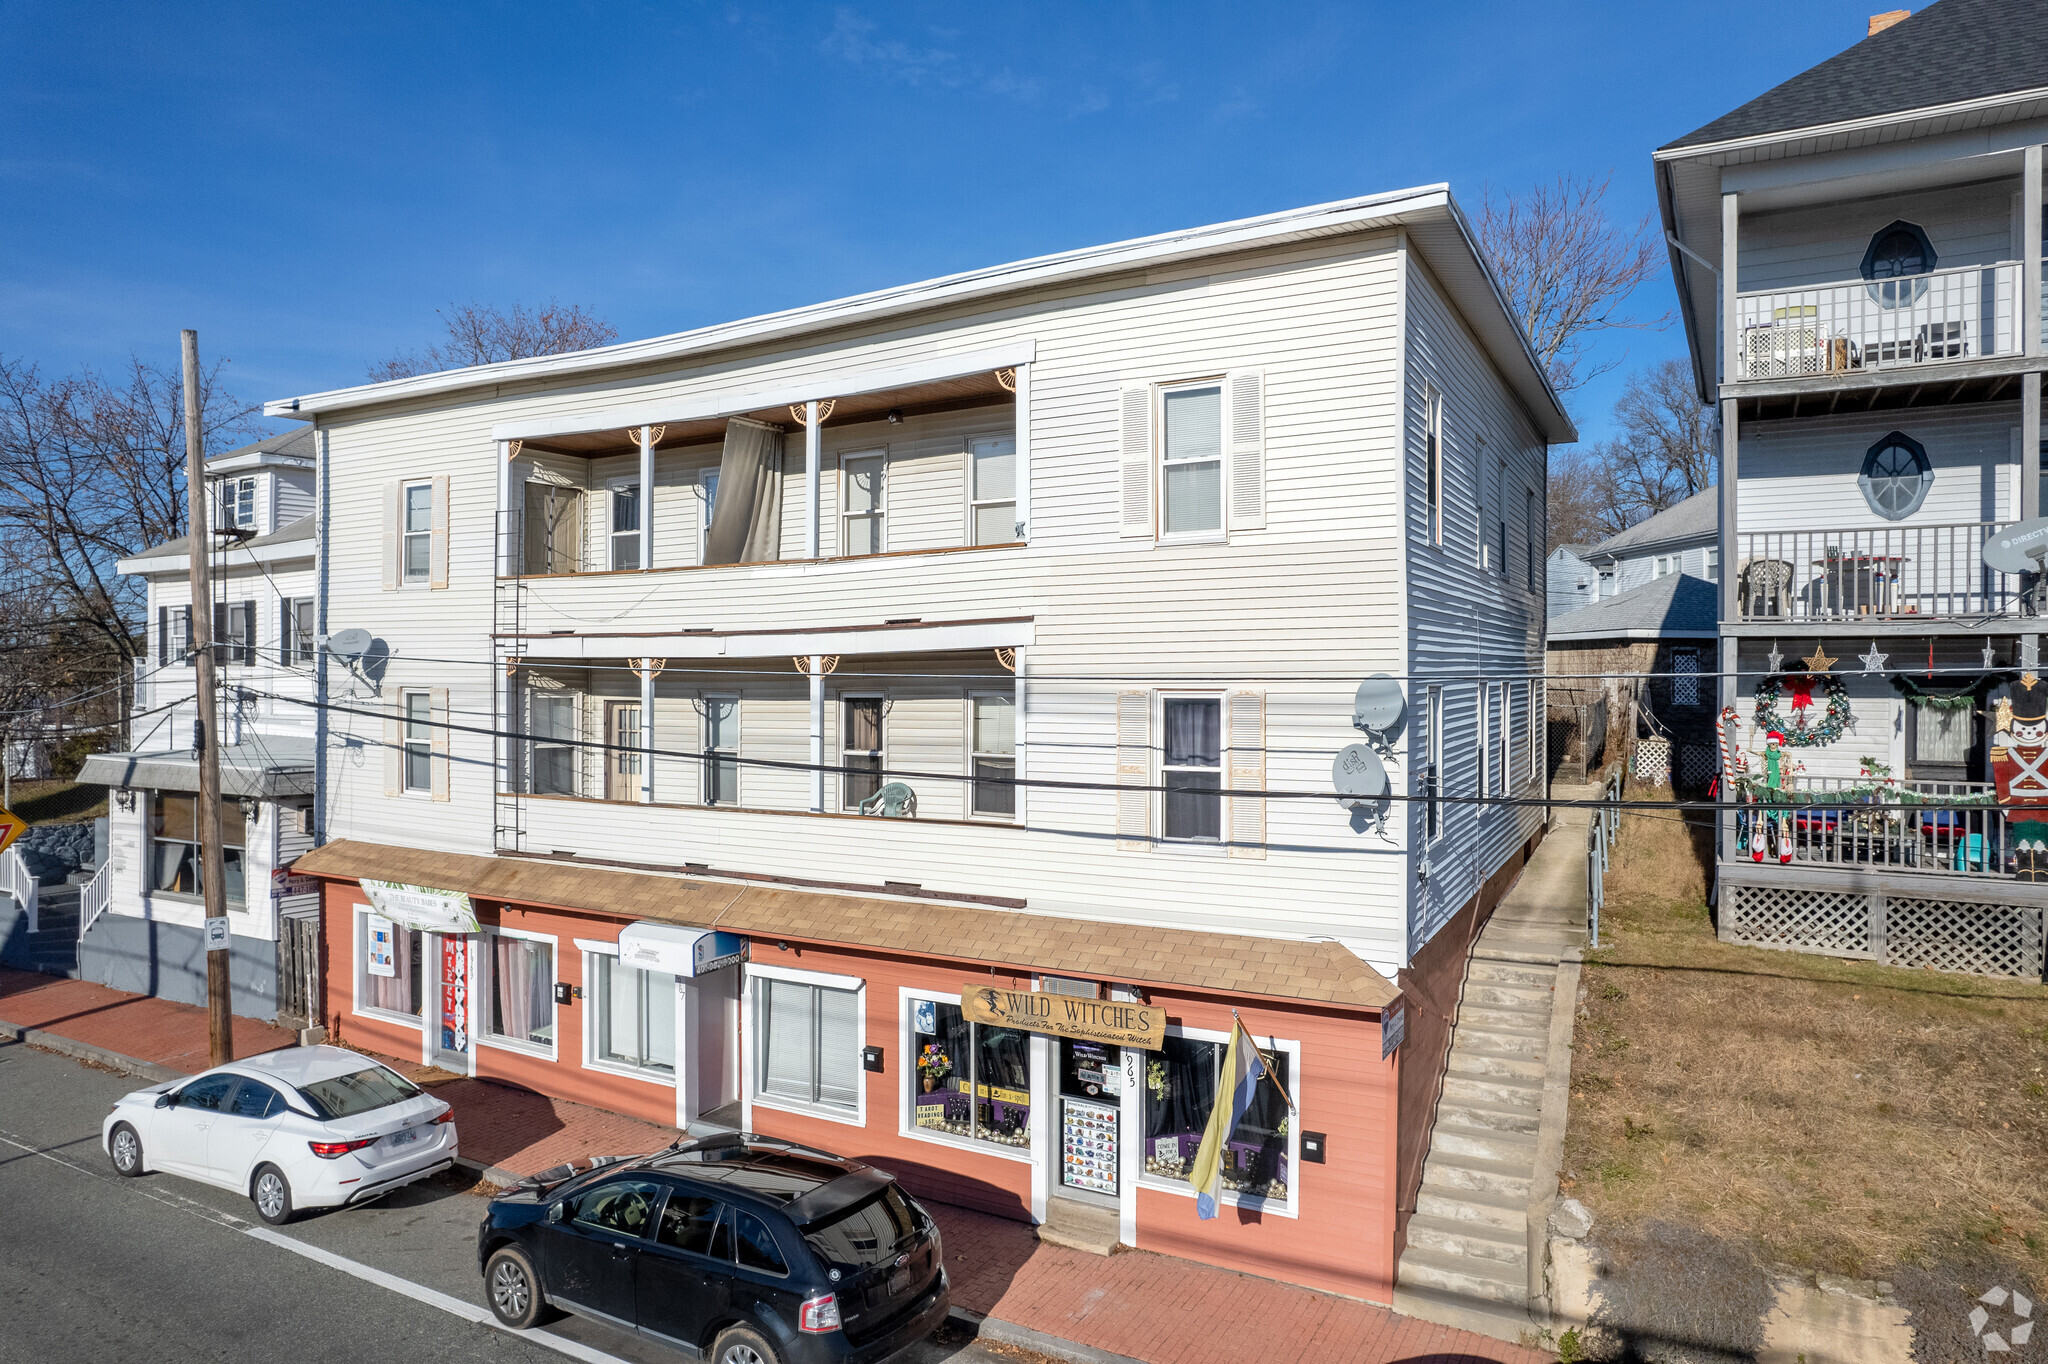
213,600,254,665
969,694,1016,819
283,597,314,666
1424,386,1444,546
1525,489,1538,589
1654,554,1679,579
1494,683,1510,798
527,689,579,796
164,605,193,667
755,976,859,1114
702,696,738,805
484,934,555,1050
1477,685,1493,805
594,954,675,1075
217,476,257,532
1161,697,1222,842
609,483,641,571
150,792,246,908
401,691,433,793
1705,547,1721,583
842,697,884,809
968,436,1017,545
1423,685,1442,842
402,482,433,583
1160,383,1223,537
842,454,885,556
910,994,1032,1150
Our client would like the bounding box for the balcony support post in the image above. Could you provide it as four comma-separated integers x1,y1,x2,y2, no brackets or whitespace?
637,426,654,571
1718,397,1738,866
1014,362,1032,542
1721,192,1739,385
640,665,656,804
809,654,825,813
1012,646,1027,826
2027,143,2043,357
498,440,514,576
805,400,822,559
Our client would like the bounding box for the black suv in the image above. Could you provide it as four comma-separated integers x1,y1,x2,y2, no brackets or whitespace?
476,1135,949,1364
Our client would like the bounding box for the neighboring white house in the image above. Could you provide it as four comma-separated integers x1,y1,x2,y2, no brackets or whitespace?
1546,544,1598,619
1547,488,1719,623
78,427,322,1024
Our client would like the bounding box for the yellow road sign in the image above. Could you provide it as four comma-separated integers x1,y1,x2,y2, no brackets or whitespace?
0,805,25,857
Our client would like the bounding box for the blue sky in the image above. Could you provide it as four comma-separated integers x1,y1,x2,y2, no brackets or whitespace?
1,1,1896,445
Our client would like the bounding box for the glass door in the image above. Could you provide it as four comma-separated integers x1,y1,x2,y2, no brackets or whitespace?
1058,1038,1121,1199
432,934,472,1070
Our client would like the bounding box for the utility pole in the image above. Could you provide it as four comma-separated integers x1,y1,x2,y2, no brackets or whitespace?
183,330,233,1067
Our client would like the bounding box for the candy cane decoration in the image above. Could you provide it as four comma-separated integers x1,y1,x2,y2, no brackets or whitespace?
1718,705,1743,787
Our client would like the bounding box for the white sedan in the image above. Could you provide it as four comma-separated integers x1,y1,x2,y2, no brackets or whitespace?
101,1045,459,1225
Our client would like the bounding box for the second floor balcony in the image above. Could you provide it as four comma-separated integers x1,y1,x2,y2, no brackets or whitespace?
1733,260,2033,384
1735,521,2025,624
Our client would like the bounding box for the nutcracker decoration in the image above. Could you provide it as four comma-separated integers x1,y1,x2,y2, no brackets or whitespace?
1991,673,2048,881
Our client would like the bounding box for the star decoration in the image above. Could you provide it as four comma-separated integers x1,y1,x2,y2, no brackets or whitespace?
1984,639,1999,669
1859,642,1888,675
1801,646,1836,673
1766,642,1784,673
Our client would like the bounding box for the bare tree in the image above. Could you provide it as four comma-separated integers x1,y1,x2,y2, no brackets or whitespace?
1581,359,1716,534
370,301,619,381
1545,446,1613,551
1474,173,1669,400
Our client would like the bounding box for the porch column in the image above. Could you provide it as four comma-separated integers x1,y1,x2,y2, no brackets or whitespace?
809,654,825,812
1012,646,1027,825
497,440,515,576
2027,143,2043,357
1718,398,1739,867
637,426,655,570
1720,191,1740,384
805,400,822,559
1013,363,1032,542
640,662,658,803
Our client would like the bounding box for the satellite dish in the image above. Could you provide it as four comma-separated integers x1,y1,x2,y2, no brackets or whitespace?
1354,675,1406,734
1332,743,1390,810
323,628,372,663
1984,517,2048,574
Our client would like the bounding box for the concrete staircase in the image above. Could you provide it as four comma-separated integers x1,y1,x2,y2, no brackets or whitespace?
1036,1194,1120,1255
5,885,79,977
1394,794,1592,1342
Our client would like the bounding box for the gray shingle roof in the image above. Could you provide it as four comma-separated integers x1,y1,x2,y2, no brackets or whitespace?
1546,573,1719,642
1586,487,1718,559
1664,0,2048,150
125,513,314,564
213,425,315,462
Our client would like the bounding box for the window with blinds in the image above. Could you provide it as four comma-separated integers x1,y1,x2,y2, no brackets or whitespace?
756,977,860,1113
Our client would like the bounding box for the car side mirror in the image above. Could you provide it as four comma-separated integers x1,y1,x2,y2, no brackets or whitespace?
155,1093,177,1109
545,1203,565,1224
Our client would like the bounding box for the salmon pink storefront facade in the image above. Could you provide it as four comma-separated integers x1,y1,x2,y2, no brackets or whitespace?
301,842,1405,1304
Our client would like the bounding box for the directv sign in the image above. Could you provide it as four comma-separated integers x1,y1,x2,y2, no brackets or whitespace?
617,922,748,978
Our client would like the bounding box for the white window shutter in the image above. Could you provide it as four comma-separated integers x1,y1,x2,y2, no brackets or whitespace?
429,475,450,590
1227,371,1266,531
381,482,400,591
1227,691,1266,858
1115,689,1152,849
383,704,400,797
1118,387,1153,537
430,687,451,802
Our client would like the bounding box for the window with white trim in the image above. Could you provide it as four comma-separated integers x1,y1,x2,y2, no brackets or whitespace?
1161,696,1222,842
1477,684,1493,802
401,690,432,793
1159,383,1223,537
592,953,675,1075
1525,488,1538,589
483,933,555,1050
1654,554,1679,579
699,470,720,565
609,482,641,571
526,687,579,796
1423,685,1442,842
216,475,257,531
1527,680,1543,784
754,976,860,1114
842,696,883,809
285,597,315,667
1705,546,1720,583
969,693,1015,819
356,907,423,1021
908,993,1032,1150
1424,386,1443,547
402,482,432,583
1493,683,1510,800
968,435,1017,545
842,454,885,556
702,696,738,805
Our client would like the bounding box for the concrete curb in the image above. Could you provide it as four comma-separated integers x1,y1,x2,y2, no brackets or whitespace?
948,1308,1152,1364
0,1017,185,1084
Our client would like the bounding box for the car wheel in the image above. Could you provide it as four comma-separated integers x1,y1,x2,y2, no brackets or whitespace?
108,1123,144,1177
251,1164,296,1225
486,1246,548,1330
712,1325,781,1364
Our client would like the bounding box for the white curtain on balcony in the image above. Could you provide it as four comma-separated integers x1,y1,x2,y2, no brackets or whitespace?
703,417,784,566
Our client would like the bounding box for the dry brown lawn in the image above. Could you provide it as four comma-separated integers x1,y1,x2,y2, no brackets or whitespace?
1565,794,2048,1281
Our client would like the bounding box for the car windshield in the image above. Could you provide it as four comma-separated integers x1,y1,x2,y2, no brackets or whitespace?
296,1066,421,1119
802,1185,924,1273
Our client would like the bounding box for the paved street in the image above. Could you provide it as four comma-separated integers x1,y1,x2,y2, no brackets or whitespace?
0,1039,1017,1364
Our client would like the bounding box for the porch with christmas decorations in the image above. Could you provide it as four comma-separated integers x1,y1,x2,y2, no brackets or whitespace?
1713,636,2048,981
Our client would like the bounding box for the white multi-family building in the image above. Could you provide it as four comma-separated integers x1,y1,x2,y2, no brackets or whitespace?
78,427,323,1023
268,187,1569,1306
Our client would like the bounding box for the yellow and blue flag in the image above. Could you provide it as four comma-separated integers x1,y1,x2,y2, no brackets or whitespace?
1190,1017,1292,1220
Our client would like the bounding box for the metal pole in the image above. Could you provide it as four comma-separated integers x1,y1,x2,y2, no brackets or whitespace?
184,330,232,1066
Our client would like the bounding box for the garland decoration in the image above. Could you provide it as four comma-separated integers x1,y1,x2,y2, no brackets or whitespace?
1889,670,2011,712
1753,672,1852,747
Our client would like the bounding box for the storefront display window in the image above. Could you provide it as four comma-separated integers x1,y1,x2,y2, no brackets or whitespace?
1141,1033,1291,1203
149,791,246,908
756,977,860,1114
909,996,1031,1149
486,935,556,1048
358,910,423,1019
595,954,676,1074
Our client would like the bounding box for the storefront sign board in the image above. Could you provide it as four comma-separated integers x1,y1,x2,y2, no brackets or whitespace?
619,922,749,978
360,880,480,934
272,869,319,900
1381,1001,1405,1060
366,913,396,978
960,986,1165,1050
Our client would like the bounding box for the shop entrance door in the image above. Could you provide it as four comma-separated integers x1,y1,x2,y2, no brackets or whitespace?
1056,1038,1122,1205
431,934,472,1072
679,966,741,1131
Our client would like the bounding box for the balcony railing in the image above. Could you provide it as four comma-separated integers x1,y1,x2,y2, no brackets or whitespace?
1736,523,2018,620
1734,261,2022,381
1743,776,2007,879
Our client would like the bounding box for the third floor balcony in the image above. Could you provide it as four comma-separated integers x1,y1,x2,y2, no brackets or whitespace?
1733,260,2036,384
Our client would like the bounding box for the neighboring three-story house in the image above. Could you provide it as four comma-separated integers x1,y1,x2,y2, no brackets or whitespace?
78,427,323,1022
1659,0,2048,978
269,187,1570,1303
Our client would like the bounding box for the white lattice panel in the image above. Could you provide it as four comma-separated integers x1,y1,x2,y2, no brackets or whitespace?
1885,897,2046,979
1723,884,1875,957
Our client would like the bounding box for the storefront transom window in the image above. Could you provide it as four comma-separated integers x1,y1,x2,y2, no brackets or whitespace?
910,996,1032,1149
1141,1033,1291,1203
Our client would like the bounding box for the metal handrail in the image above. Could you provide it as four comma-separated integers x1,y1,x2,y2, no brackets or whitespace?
76,861,111,941
1586,767,1622,949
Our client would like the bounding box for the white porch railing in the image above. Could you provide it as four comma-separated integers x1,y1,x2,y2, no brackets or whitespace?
1742,777,2007,879
1736,523,2019,620
77,860,111,941
1735,261,2022,381
4,847,37,934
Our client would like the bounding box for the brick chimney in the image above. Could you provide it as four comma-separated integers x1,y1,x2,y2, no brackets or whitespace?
1868,9,1910,35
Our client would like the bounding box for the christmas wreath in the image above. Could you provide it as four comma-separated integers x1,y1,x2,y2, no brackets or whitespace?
1753,672,1852,747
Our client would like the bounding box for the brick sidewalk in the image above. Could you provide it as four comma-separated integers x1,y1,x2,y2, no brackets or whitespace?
0,967,1545,1364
